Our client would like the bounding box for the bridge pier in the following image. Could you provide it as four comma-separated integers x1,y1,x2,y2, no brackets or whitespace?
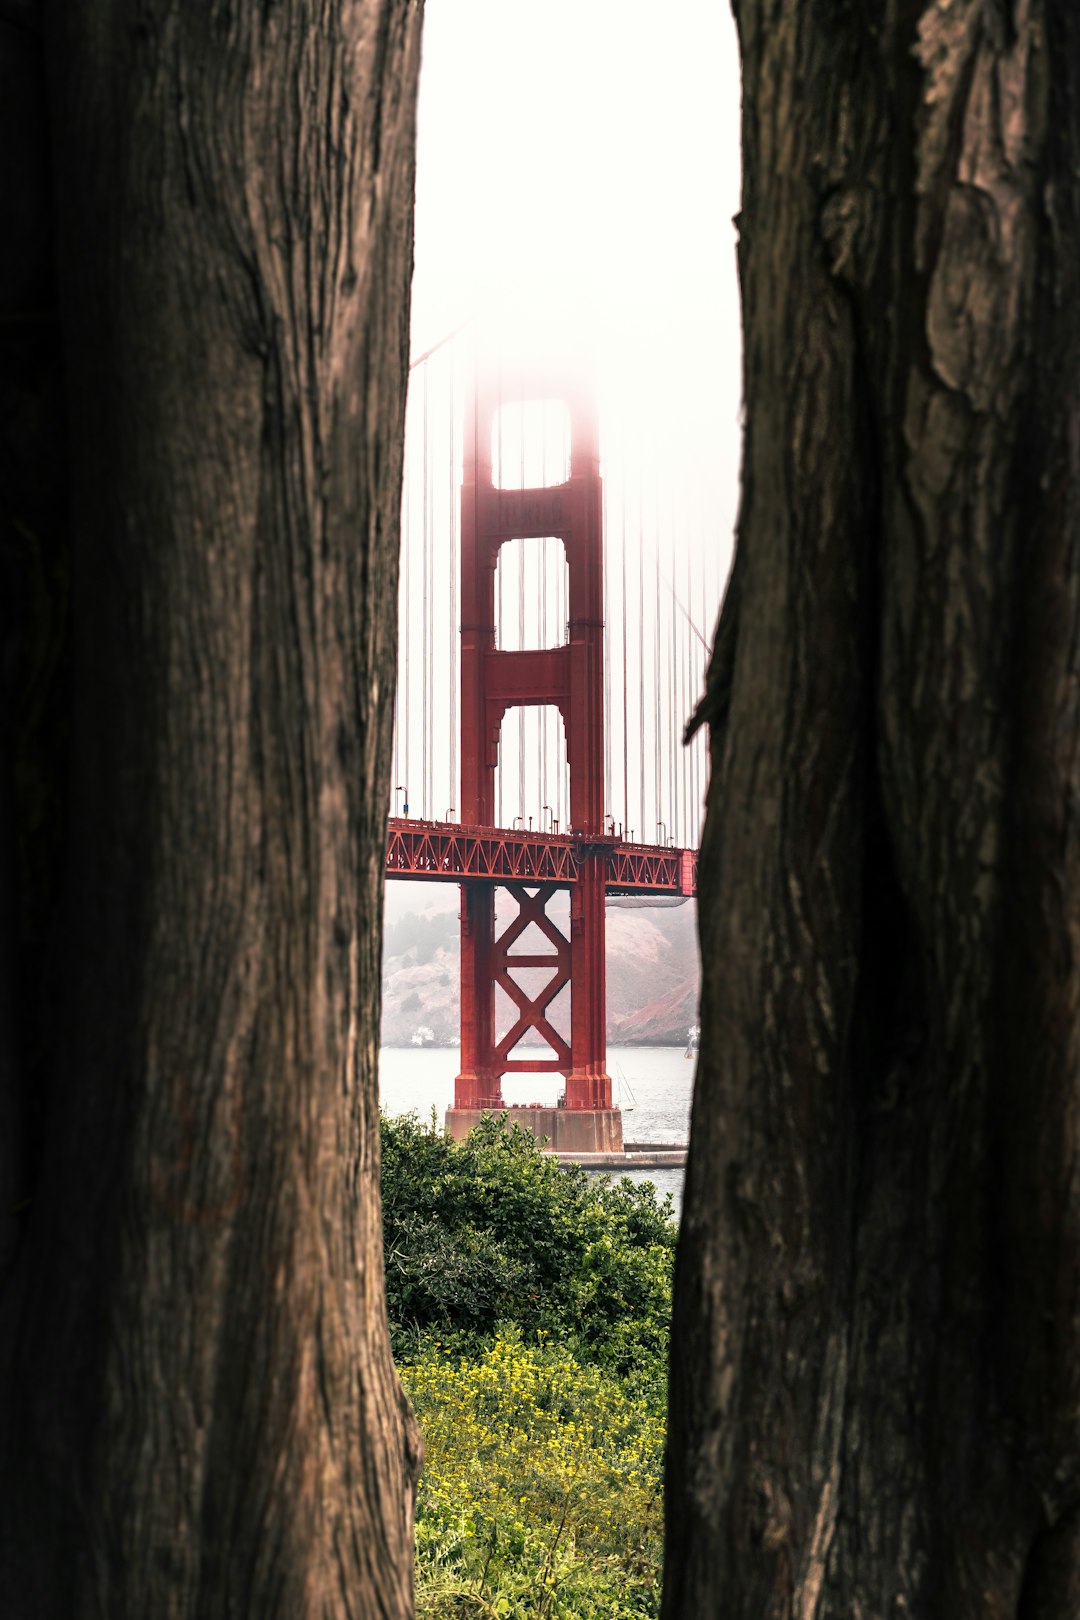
566,852,611,1110
445,1105,623,1154
453,883,501,1110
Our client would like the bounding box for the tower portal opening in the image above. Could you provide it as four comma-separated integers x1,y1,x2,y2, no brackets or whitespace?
494,537,569,652
493,703,569,834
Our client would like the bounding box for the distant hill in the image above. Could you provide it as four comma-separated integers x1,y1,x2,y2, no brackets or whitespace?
381,882,700,1048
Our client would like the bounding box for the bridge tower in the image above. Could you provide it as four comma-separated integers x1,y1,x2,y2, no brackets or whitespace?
447,363,621,1153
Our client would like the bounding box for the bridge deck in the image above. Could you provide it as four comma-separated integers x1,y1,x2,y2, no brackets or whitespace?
385,818,697,897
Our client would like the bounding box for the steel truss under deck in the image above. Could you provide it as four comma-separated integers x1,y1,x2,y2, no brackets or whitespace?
385,817,697,897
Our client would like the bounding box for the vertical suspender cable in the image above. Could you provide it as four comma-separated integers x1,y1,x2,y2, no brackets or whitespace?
621,451,628,837
671,489,679,845
565,522,569,828
392,374,403,814
429,364,436,819
683,533,691,847
538,531,544,827
690,527,698,842
564,530,569,833
449,338,458,820
496,365,503,826
540,419,547,830
688,523,696,848
518,402,525,825
669,487,677,844
670,482,680,842
638,493,645,843
680,534,689,848
404,390,412,816
663,492,670,844
682,522,690,847
603,421,611,827
654,508,662,842
421,362,430,818
698,526,708,846
541,537,547,827
690,526,696,847
700,516,707,843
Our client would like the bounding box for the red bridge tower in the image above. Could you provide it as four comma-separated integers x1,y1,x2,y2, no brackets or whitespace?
446,364,622,1153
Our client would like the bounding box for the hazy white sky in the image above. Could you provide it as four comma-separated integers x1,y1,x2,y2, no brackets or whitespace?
396,1,744,844
411,0,742,464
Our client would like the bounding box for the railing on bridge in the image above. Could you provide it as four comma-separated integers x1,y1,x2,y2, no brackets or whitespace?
385,818,578,884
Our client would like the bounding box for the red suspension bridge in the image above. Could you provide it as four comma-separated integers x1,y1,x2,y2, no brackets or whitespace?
385,329,721,1152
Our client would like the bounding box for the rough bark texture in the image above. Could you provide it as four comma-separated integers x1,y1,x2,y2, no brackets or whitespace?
668,3,1080,1616
0,3,424,1615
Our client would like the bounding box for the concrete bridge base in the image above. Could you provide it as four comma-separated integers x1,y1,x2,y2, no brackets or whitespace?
445,1105,624,1155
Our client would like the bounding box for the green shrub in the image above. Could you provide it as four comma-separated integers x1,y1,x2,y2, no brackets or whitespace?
381,1111,675,1380
403,1333,663,1619
382,1113,674,1616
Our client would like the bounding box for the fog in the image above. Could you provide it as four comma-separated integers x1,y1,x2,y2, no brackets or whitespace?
393,0,743,850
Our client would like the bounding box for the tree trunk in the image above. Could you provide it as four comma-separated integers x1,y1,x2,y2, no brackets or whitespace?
0,0,66,1284
0,3,424,1614
667,3,1080,1616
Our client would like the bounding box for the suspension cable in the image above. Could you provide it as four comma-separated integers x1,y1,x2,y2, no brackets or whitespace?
621,450,628,838
638,488,645,844
403,389,412,816
424,361,432,817
540,414,547,830
603,419,612,827
654,506,662,844
449,336,458,821
518,396,526,825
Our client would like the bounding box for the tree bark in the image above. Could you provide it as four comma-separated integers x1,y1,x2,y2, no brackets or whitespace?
667,3,1080,1616
0,0,66,1286
0,3,424,1614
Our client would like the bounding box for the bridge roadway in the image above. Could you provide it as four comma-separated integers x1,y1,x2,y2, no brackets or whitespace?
385,816,697,897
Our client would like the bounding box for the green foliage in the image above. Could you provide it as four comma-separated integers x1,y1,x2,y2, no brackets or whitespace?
382,1112,675,1617
403,1333,663,1619
381,1112,675,1380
